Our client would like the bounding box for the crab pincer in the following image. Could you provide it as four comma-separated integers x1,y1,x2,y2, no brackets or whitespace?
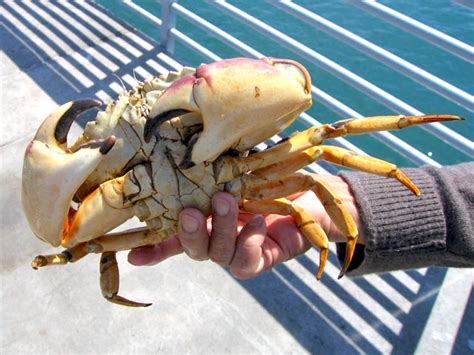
22,99,116,247
144,57,313,168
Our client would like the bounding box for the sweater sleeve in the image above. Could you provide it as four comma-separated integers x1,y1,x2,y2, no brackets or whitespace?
337,162,474,276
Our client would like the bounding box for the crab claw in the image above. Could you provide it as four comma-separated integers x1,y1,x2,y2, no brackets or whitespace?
22,99,116,247
144,57,313,168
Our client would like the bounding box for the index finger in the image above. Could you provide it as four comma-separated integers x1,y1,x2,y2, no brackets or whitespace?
128,236,183,266
208,192,239,266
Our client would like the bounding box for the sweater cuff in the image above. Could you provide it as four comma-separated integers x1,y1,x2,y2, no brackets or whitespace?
338,168,447,276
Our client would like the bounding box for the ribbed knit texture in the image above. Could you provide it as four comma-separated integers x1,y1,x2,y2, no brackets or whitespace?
337,162,473,276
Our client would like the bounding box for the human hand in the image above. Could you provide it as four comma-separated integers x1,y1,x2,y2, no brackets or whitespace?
128,174,362,279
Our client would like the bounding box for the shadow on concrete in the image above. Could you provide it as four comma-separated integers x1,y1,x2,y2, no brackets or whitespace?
234,252,447,353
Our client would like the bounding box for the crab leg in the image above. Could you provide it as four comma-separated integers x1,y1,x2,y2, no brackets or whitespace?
243,141,418,195
100,251,151,307
319,114,463,142
250,147,322,180
32,226,176,308
214,114,462,183
317,145,420,195
32,226,177,269
242,173,358,278
31,252,72,269
240,141,421,274
89,226,177,252
242,198,329,280
234,139,424,276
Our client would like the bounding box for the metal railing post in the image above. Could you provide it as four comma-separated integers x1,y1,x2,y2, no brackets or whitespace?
352,1,474,63
160,0,177,53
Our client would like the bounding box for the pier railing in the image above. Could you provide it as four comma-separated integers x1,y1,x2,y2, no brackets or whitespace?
120,2,472,353
125,0,473,169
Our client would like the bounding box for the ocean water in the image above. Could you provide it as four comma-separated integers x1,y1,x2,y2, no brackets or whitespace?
97,0,473,167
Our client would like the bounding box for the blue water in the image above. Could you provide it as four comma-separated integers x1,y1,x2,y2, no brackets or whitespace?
98,0,473,167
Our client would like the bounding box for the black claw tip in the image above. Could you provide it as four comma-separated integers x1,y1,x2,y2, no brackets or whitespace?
178,133,199,169
143,121,155,143
75,136,116,154
100,136,116,155
144,109,191,143
179,159,196,170
55,99,102,144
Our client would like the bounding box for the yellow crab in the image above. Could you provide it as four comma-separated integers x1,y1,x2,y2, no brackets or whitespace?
22,57,461,307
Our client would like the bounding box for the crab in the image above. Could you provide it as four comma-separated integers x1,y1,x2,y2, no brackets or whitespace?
22,57,462,307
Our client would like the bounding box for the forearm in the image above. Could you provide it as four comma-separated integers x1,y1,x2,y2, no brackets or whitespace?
337,162,474,276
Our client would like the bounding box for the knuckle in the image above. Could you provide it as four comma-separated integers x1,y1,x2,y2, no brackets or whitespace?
211,224,235,239
178,229,207,246
180,238,209,261
179,233,201,246
183,246,208,261
209,251,233,266
187,252,209,261
194,256,209,261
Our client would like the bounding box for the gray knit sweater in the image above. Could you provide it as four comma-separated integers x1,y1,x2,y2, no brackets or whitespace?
337,162,474,276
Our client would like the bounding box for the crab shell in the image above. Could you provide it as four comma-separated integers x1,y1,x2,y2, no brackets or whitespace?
22,57,312,248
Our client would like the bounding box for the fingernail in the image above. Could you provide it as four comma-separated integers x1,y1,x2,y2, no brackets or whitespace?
214,198,230,216
181,213,199,233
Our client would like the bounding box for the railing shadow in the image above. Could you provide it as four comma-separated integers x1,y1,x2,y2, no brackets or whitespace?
233,251,447,354
1,1,466,353
453,288,474,355
2,0,178,125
